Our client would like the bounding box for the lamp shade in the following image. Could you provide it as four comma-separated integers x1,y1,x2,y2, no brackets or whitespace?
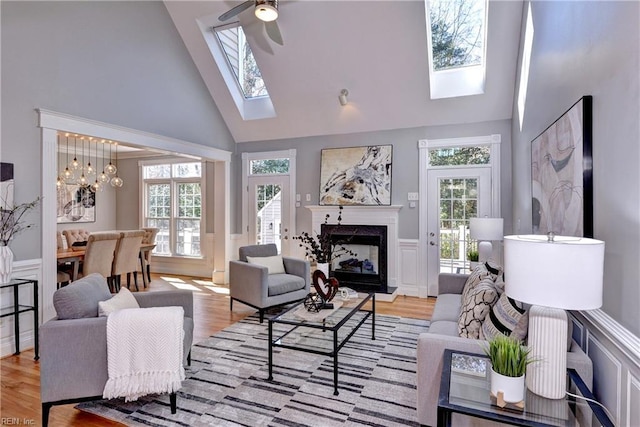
504,235,604,310
469,217,504,241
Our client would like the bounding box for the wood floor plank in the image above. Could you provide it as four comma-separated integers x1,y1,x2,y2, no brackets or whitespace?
1,274,435,426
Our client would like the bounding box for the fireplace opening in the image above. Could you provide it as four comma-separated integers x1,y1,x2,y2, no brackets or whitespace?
321,224,388,293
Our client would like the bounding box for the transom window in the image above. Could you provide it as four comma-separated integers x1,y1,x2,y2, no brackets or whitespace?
428,145,491,166
250,158,290,175
142,162,203,257
214,24,268,99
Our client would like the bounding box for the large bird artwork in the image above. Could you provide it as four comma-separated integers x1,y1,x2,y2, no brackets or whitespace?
319,145,392,206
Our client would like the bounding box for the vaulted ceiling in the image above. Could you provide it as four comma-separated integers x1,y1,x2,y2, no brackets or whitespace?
164,1,524,143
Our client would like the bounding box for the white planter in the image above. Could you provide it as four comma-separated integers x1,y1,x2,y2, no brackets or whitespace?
490,368,525,403
0,245,14,283
315,262,329,277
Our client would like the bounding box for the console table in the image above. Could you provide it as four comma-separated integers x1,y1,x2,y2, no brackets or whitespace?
0,278,39,360
438,349,614,427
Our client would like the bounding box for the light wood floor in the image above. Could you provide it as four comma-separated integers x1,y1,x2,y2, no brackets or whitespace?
1,274,435,426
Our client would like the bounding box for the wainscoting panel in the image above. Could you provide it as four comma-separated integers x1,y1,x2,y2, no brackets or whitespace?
0,259,42,358
398,239,419,296
628,374,640,427
573,310,640,426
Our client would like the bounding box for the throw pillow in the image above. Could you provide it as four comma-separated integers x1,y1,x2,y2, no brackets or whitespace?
458,277,499,339
53,273,113,319
98,287,140,317
461,262,500,302
246,255,286,274
480,292,528,342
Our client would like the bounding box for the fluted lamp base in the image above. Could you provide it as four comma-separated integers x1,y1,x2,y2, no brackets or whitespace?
526,305,568,399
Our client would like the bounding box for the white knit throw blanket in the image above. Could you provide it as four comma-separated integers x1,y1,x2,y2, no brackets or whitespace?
103,306,185,402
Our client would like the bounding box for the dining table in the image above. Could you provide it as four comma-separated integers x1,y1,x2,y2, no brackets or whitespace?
57,243,157,288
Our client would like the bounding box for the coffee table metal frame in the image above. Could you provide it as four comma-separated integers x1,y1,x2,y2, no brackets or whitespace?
267,292,375,395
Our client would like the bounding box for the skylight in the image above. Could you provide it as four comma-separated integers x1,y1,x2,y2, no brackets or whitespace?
425,0,488,99
214,24,269,99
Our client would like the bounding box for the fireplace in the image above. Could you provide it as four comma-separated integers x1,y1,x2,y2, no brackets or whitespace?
321,224,388,294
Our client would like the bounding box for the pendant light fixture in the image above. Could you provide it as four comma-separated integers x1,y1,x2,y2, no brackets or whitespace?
98,141,110,183
90,141,103,193
62,133,73,180
105,141,117,175
78,137,88,186
110,143,124,188
70,135,80,170
85,137,95,177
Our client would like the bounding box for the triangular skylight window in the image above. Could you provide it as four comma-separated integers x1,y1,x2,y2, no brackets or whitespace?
425,0,488,99
214,24,269,99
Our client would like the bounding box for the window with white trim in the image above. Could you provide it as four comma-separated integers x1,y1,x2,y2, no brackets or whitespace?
142,162,204,257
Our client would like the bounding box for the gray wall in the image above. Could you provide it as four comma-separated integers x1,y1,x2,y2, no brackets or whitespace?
1,1,234,259
235,119,512,239
511,1,639,335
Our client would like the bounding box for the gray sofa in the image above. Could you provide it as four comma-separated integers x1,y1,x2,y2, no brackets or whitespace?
416,273,594,427
40,274,194,427
229,244,310,322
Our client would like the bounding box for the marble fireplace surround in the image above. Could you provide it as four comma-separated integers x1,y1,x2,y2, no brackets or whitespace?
306,205,402,302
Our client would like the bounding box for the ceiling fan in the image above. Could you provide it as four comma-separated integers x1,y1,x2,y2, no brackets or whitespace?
218,0,283,46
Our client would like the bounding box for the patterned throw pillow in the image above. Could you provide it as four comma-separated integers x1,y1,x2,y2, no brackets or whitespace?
480,292,528,341
458,277,499,339
461,262,501,302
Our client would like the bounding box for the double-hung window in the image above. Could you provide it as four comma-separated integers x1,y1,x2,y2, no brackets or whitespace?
142,161,204,257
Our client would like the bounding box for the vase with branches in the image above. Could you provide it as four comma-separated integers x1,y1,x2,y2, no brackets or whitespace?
293,206,356,265
0,196,41,282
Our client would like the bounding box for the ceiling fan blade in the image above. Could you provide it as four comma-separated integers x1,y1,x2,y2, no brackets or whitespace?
265,20,283,46
218,0,254,22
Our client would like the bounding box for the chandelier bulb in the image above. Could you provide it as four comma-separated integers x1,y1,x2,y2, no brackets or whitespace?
79,174,88,185
105,162,117,175
110,176,124,188
98,171,110,183
71,157,80,170
63,167,73,179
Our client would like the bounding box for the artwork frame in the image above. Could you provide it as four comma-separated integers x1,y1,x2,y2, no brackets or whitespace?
57,184,96,224
531,95,593,237
319,145,393,206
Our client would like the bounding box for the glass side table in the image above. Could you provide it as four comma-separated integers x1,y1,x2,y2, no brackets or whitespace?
437,349,614,427
0,278,39,360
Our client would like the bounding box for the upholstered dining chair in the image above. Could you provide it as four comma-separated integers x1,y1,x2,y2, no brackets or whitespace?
62,229,90,248
56,231,72,288
229,244,310,322
112,230,145,292
80,232,120,292
141,227,160,284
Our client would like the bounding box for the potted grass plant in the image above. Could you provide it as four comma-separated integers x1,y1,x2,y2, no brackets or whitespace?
467,248,480,270
483,334,534,404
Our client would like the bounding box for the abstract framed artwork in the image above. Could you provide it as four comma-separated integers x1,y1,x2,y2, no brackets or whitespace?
56,184,96,223
531,95,593,237
319,145,392,206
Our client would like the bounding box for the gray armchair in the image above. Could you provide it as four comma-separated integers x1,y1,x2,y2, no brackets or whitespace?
229,244,310,322
40,274,193,427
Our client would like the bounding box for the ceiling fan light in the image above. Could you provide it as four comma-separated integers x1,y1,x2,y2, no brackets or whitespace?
255,2,278,22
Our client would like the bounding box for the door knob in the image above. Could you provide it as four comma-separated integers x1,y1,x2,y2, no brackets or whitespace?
430,241,437,246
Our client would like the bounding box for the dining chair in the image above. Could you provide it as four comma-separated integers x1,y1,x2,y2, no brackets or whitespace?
141,227,160,284
62,229,91,247
112,230,145,292
80,232,120,292
56,231,73,287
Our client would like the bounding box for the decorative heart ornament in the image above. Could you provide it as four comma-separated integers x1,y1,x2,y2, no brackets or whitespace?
312,269,339,302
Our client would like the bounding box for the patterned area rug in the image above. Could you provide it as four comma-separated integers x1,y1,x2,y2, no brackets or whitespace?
77,313,429,426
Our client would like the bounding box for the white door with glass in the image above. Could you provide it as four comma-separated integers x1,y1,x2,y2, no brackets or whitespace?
248,175,291,254
426,167,491,294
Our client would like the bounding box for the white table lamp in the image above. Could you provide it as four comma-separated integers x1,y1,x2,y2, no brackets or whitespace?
504,233,604,399
469,217,504,263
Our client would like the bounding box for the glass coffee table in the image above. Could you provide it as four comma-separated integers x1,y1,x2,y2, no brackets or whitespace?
267,292,375,395
438,349,614,427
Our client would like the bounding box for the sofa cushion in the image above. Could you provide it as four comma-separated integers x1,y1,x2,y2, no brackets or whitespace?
431,294,462,323
428,320,459,336
98,287,140,317
53,273,113,320
247,255,286,274
479,292,528,341
268,273,306,296
458,277,499,339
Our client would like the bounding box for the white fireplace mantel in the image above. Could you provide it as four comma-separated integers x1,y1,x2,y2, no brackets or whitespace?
306,205,402,298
